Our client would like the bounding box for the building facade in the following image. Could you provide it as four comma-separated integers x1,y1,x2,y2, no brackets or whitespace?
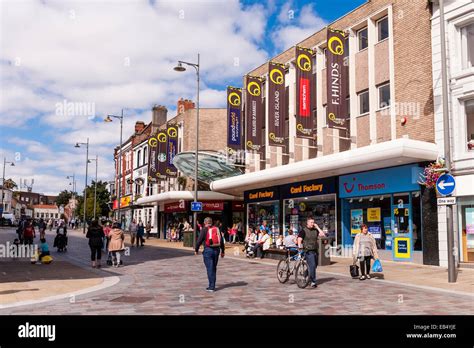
432,0,474,265
211,0,443,265
33,204,60,220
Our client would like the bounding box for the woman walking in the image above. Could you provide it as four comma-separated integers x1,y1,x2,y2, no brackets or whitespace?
86,219,105,268
352,224,379,280
108,222,125,267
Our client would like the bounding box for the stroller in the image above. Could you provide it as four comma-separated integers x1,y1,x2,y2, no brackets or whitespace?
54,233,67,252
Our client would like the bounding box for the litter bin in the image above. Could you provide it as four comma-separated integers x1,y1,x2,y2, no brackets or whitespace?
318,237,331,266
183,230,194,248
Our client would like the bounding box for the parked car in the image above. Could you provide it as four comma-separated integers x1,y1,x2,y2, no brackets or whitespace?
1,213,17,226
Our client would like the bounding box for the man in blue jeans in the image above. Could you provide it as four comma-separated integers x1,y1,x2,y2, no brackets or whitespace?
195,217,225,292
297,217,326,288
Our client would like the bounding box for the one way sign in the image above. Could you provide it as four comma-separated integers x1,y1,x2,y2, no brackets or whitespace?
436,173,456,196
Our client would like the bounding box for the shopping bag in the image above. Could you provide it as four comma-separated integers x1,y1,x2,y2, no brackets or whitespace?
372,259,383,273
350,264,359,278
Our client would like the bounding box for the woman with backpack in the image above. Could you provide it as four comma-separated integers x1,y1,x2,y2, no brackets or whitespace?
86,219,105,268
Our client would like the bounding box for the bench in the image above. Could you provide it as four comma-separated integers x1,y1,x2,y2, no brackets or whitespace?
262,248,287,260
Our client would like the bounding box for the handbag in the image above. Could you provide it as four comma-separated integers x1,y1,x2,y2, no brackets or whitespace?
350,264,359,278
372,259,383,273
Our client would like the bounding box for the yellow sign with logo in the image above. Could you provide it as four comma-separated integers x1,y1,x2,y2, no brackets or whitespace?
228,92,241,106
120,196,131,208
247,81,261,96
394,237,411,259
367,208,381,222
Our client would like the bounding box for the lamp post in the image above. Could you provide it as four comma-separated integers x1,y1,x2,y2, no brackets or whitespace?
105,110,124,227
88,155,98,220
439,0,456,282
67,174,76,221
1,157,15,217
75,138,89,234
174,53,200,249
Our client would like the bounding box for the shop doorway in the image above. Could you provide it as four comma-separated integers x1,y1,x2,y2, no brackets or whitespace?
392,193,412,261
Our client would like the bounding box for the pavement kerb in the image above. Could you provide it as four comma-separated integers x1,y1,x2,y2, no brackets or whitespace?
0,275,120,310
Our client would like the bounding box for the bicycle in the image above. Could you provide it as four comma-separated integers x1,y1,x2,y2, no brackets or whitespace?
276,248,310,288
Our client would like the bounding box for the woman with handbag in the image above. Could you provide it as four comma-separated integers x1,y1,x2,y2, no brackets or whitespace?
352,224,379,280
108,222,125,267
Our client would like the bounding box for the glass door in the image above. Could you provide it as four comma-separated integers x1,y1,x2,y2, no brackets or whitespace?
392,193,412,261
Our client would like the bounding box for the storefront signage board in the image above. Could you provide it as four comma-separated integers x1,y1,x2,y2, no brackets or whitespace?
394,237,411,259
367,208,381,222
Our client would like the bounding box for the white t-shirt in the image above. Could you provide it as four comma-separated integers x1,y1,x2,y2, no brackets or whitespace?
260,234,271,250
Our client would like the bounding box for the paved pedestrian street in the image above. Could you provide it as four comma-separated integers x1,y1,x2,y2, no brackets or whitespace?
0,227,472,315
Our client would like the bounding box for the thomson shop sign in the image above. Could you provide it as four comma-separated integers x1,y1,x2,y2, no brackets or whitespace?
339,165,423,198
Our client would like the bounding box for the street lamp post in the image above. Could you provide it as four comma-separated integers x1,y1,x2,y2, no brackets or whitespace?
1,157,15,217
67,174,76,220
174,53,200,249
88,155,98,220
75,138,89,234
105,110,124,227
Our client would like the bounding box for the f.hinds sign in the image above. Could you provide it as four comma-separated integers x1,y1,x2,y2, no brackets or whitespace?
339,165,422,198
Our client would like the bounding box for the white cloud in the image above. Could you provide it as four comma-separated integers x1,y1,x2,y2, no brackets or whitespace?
272,4,327,51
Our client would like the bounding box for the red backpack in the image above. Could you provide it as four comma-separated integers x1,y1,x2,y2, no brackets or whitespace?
205,227,221,248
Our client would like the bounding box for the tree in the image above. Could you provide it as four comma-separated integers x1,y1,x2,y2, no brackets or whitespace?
76,181,111,221
56,190,73,207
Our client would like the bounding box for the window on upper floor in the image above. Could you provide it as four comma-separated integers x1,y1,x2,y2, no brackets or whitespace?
461,23,474,70
143,146,147,165
466,99,474,151
358,90,369,115
358,27,368,51
377,17,389,42
378,83,391,109
137,150,141,168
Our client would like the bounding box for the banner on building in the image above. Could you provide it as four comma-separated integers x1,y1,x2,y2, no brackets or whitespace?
245,75,264,153
150,130,167,180
267,61,286,147
295,46,315,138
226,86,242,154
326,27,348,130
165,124,178,177
147,133,159,182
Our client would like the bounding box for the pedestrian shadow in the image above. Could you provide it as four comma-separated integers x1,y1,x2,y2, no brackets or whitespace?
317,277,337,285
0,288,40,295
371,273,385,279
216,281,248,291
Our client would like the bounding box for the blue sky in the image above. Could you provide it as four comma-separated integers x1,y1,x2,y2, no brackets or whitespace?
0,0,366,195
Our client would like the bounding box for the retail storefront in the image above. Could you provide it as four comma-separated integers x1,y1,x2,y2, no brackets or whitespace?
454,175,474,263
340,165,424,262
244,178,337,246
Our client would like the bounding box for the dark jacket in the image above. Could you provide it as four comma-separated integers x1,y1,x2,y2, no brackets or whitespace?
195,225,225,253
137,224,145,237
86,226,105,248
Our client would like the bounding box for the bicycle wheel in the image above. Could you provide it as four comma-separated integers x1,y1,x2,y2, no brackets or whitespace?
276,259,290,283
295,260,310,288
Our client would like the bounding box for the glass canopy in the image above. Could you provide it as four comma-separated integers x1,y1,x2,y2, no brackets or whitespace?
172,151,244,184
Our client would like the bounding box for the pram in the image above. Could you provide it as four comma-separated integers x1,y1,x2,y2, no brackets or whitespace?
53,233,67,252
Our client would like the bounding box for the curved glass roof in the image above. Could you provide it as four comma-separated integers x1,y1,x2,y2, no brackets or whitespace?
172,151,244,184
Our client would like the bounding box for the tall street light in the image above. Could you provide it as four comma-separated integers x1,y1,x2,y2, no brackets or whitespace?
1,157,15,217
174,53,200,249
88,155,98,220
67,174,76,221
75,138,89,234
105,110,124,227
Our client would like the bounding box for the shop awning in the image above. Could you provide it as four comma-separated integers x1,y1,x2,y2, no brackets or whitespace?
135,190,242,206
210,139,438,196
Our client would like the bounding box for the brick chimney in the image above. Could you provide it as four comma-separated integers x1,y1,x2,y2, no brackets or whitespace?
152,105,167,132
134,121,145,133
177,98,195,114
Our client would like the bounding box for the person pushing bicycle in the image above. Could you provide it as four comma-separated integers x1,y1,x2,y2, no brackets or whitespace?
297,217,326,288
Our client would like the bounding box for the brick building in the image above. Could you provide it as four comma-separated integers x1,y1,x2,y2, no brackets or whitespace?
211,0,442,265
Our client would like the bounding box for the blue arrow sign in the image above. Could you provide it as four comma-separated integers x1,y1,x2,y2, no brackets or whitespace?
191,202,203,212
436,173,456,196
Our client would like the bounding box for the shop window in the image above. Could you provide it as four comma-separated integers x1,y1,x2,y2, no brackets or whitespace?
378,83,390,109
466,99,474,151
377,17,389,42
247,201,280,244
358,90,369,115
461,22,474,69
357,27,368,51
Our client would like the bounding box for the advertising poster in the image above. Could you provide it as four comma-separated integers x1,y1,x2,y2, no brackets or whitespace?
226,86,242,153
394,237,411,259
267,61,286,147
466,207,474,234
245,75,264,153
165,124,178,177
351,209,363,236
295,46,314,138
367,207,381,222
369,225,382,239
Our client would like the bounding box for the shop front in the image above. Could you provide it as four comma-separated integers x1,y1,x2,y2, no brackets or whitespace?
244,178,337,246
340,164,424,263
112,195,132,229
454,175,474,264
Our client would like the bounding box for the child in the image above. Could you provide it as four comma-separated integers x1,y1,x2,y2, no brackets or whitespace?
276,235,284,249
39,238,50,260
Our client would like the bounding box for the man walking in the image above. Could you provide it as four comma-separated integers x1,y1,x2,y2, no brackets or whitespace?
297,217,326,288
194,217,225,292
129,219,138,247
